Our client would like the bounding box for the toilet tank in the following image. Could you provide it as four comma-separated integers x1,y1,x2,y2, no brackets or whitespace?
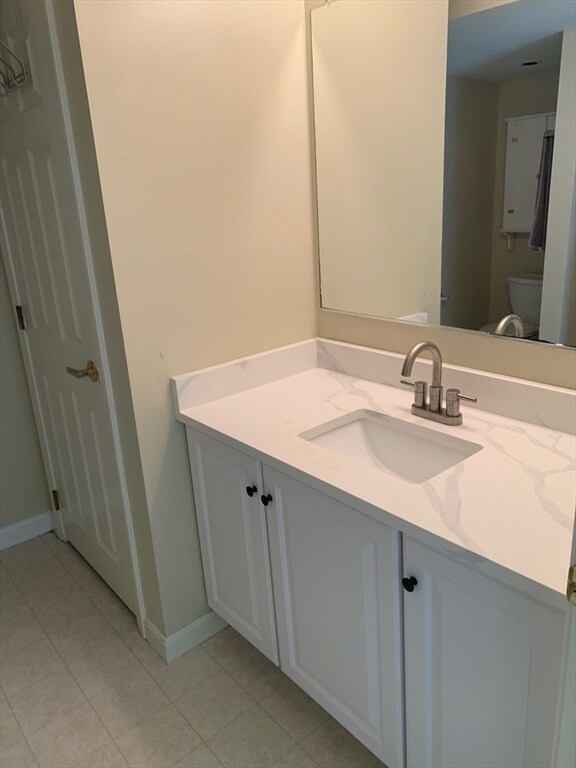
507,274,543,324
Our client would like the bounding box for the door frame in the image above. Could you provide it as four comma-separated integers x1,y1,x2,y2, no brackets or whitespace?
1,0,146,633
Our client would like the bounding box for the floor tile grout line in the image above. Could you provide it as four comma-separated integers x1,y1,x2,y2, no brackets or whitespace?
255,695,325,765
1,631,66,701
175,741,223,768
200,702,306,768
0,539,64,588
0,573,46,646
200,633,254,668
50,539,144,644
193,641,325,766
3,539,358,767
172,678,260,748
4,540,309,762
63,576,161,704
0,688,27,750
1,536,168,746
64,635,150,701
76,740,124,768
81,644,188,746
110,700,206,768
22,698,108,768
1,543,97,739
89,694,136,763
117,629,161,667
4,534,144,666
23,557,128,647
0,554,137,711
6,668,90,739
189,638,326,763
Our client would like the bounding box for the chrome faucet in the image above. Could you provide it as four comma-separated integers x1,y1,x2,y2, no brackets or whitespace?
400,341,477,426
493,314,524,338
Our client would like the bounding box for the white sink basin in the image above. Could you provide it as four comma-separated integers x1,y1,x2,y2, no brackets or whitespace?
300,409,482,484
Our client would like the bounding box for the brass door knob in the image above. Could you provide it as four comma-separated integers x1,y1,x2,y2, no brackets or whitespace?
66,360,99,383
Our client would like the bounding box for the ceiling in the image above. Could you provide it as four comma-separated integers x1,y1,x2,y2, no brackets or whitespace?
448,0,576,81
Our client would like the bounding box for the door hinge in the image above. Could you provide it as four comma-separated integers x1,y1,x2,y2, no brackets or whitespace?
15,305,25,330
51,489,61,511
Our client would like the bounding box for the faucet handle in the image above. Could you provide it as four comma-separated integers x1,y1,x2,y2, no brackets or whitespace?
446,388,477,418
401,380,427,409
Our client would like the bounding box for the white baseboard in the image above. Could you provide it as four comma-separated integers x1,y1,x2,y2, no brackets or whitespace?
0,512,53,551
144,611,228,664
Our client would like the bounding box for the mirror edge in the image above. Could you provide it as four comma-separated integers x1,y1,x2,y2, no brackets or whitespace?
305,0,576,390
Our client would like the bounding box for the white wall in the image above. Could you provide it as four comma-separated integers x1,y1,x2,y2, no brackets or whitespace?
540,27,576,345
312,0,447,322
0,262,50,529
73,0,316,636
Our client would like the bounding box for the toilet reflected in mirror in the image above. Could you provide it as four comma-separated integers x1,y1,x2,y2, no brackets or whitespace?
310,0,575,347
480,274,543,339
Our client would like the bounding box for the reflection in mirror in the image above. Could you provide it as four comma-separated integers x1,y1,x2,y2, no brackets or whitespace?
312,0,576,347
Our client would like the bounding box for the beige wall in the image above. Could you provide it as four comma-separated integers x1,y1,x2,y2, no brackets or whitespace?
311,0,447,323
0,263,50,529
73,0,316,635
488,69,559,322
442,77,499,330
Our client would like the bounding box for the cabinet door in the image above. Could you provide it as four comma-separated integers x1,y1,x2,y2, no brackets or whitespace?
186,428,278,663
404,538,567,768
264,467,404,768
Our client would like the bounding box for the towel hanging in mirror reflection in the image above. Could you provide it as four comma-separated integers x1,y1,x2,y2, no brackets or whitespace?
529,132,554,251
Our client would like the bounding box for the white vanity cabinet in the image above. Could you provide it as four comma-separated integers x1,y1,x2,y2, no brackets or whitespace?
403,538,567,768
263,466,404,768
185,428,278,663
185,425,569,768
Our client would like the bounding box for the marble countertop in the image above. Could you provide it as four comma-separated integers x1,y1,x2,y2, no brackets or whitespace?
173,339,576,598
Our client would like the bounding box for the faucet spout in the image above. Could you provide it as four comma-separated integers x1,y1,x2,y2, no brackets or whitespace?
493,314,524,338
400,341,477,425
401,341,443,387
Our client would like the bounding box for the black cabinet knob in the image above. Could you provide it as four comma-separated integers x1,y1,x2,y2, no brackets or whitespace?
246,485,258,497
402,576,418,593
261,493,273,507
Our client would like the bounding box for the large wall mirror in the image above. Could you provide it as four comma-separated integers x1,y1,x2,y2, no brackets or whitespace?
311,0,576,347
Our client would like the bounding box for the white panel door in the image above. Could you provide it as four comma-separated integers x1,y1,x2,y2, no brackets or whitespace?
264,466,404,768
0,1,138,611
404,537,568,768
502,114,549,232
186,429,278,663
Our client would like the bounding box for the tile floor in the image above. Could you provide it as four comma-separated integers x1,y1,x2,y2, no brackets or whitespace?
0,534,385,768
